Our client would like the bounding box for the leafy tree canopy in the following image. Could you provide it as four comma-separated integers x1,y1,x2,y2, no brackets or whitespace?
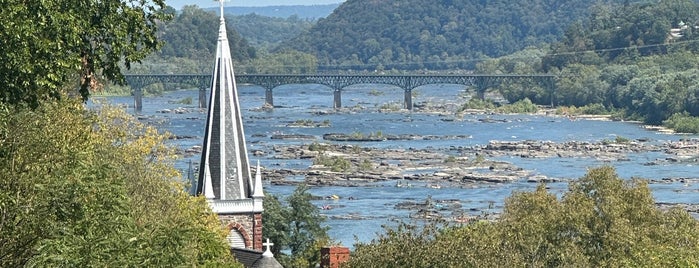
0,98,240,267
347,166,699,267
263,185,332,268
0,0,171,107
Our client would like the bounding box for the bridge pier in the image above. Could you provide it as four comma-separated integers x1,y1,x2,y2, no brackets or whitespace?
333,89,342,109
476,90,485,100
265,88,274,107
404,89,413,110
198,87,207,108
133,88,143,112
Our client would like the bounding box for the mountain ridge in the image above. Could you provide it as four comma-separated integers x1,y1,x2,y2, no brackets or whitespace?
206,4,340,19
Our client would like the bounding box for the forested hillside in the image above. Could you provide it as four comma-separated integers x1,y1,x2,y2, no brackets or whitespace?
283,0,626,70
477,0,699,129
128,6,257,74
222,4,340,19
229,14,314,49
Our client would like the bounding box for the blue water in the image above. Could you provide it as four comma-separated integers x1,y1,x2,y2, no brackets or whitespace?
92,85,699,247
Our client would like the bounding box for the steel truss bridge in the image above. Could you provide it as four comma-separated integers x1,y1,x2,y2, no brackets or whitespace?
124,74,557,111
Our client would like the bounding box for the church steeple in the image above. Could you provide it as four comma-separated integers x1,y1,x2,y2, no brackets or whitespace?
196,0,254,201
195,0,265,251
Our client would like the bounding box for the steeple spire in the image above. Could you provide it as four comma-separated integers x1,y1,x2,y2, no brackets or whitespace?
196,0,253,201
194,0,264,252
253,160,265,198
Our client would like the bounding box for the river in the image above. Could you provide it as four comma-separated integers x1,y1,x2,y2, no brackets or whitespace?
93,84,699,248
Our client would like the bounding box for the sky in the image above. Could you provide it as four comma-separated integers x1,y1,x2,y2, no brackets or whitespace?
166,0,345,9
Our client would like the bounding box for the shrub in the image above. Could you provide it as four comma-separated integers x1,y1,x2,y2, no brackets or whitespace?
497,98,538,113
313,155,351,172
663,112,699,133
458,98,496,112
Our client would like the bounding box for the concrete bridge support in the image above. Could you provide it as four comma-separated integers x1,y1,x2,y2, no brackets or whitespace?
265,88,274,107
198,87,207,108
404,89,413,110
133,88,143,112
333,89,342,109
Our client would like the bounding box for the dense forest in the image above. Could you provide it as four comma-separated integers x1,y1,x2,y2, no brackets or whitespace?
125,5,256,74
283,0,626,70
477,0,699,127
128,6,316,75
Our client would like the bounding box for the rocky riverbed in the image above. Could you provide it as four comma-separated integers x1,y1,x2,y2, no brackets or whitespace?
245,135,698,186
154,100,699,222
253,134,697,221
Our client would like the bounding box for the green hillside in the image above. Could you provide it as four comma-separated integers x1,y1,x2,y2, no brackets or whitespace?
282,0,625,70
128,6,257,74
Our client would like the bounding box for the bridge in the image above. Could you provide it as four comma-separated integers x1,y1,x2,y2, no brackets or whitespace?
124,74,557,111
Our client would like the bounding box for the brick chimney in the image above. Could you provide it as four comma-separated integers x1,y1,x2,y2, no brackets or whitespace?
320,246,350,268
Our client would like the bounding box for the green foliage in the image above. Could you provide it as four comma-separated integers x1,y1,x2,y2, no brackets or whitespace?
129,6,256,75
614,135,631,144
289,119,330,128
664,112,699,133
244,50,318,74
378,102,403,111
358,159,373,171
347,166,699,267
230,14,314,50
602,135,631,145
175,97,193,105
556,64,608,107
532,1,699,124
263,185,331,268
458,98,496,112
285,0,601,70
313,155,352,172
556,103,609,115
368,89,384,96
477,47,553,104
0,0,171,107
308,142,329,152
0,99,238,267
473,154,486,165
497,98,539,114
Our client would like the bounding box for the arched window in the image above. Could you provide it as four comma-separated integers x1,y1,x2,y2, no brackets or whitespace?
226,229,246,248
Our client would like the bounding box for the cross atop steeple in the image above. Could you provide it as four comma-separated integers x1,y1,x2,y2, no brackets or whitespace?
216,0,228,20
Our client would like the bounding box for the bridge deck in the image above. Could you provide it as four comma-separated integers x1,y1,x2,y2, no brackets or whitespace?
124,74,557,111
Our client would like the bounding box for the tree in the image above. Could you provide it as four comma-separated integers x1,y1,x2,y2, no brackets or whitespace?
0,0,171,107
557,64,608,107
262,184,331,268
0,98,240,267
346,166,699,267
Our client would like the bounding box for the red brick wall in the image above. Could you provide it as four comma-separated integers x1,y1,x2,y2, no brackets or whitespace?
321,246,350,268
220,212,263,251
253,213,263,251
